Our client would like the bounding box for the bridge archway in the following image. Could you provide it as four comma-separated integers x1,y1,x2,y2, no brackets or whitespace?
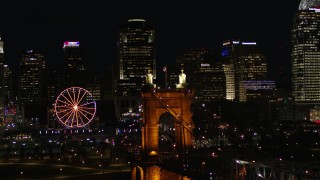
158,112,175,158
140,89,194,161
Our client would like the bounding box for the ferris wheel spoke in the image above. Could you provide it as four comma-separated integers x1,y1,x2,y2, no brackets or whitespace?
71,110,76,127
60,94,74,106
64,110,75,124
57,99,73,106
75,111,79,126
60,111,72,120
56,108,72,114
56,108,71,113
55,105,73,109
77,91,87,105
79,107,96,110
76,111,85,126
76,88,81,105
72,88,77,105
67,119,73,127
78,110,92,122
60,109,73,120
66,89,75,105
78,108,95,116
77,111,85,125
79,101,95,107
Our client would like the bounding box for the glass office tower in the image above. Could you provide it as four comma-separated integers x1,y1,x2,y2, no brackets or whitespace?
292,1,320,103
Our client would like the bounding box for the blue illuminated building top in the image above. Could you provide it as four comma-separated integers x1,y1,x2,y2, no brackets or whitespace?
221,46,229,57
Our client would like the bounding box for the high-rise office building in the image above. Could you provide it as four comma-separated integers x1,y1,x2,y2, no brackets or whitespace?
292,1,320,103
175,48,213,86
222,40,268,102
63,41,87,88
298,0,320,10
86,74,102,101
63,41,85,71
194,62,225,102
19,50,47,127
174,49,225,102
223,64,235,100
0,37,5,110
19,50,45,103
115,19,155,120
117,19,155,96
3,64,13,105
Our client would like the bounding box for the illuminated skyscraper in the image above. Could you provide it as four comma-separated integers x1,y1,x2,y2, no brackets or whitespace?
194,62,225,102
298,0,320,10
63,41,87,88
175,48,225,101
222,40,268,102
3,64,13,105
19,50,45,103
0,37,4,109
292,1,320,103
0,38,13,110
115,19,155,120
117,19,155,95
63,41,85,71
175,48,213,86
223,64,235,100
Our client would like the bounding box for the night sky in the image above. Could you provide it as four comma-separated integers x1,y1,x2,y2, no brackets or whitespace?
1,0,300,82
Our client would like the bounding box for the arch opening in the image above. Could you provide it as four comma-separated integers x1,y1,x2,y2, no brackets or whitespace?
158,112,176,158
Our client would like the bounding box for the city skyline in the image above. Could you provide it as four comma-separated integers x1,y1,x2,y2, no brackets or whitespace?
1,1,299,79
0,1,320,179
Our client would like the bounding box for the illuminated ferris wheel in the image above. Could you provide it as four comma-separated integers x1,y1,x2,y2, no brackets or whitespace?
55,87,96,128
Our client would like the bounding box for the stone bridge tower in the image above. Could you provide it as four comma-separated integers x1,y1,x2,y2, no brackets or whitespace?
132,70,193,180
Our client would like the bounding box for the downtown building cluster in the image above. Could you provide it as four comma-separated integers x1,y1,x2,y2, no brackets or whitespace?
0,40,117,129
114,19,275,131
0,0,318,132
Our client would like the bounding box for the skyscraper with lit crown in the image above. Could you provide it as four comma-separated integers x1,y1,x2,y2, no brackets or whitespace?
62,41,88,88
115,19,156,119
222,40,268,102
117,19,156,96
63,41,85,71
292,0,320,104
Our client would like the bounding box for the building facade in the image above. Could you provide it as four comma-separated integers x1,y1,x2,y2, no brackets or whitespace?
3,64,13,106
222,40,268,102
292,2,320,103
19,50,45,103
115,19,155,119
63,41,88,88
0,37,5,110
194,62,226,102
175,48,213,86
117,19,156,96
63,41,85,71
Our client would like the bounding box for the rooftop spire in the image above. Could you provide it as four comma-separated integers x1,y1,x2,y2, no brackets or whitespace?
299,0,320,10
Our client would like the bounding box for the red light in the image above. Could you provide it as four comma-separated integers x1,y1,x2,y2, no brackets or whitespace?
314,120,320,124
